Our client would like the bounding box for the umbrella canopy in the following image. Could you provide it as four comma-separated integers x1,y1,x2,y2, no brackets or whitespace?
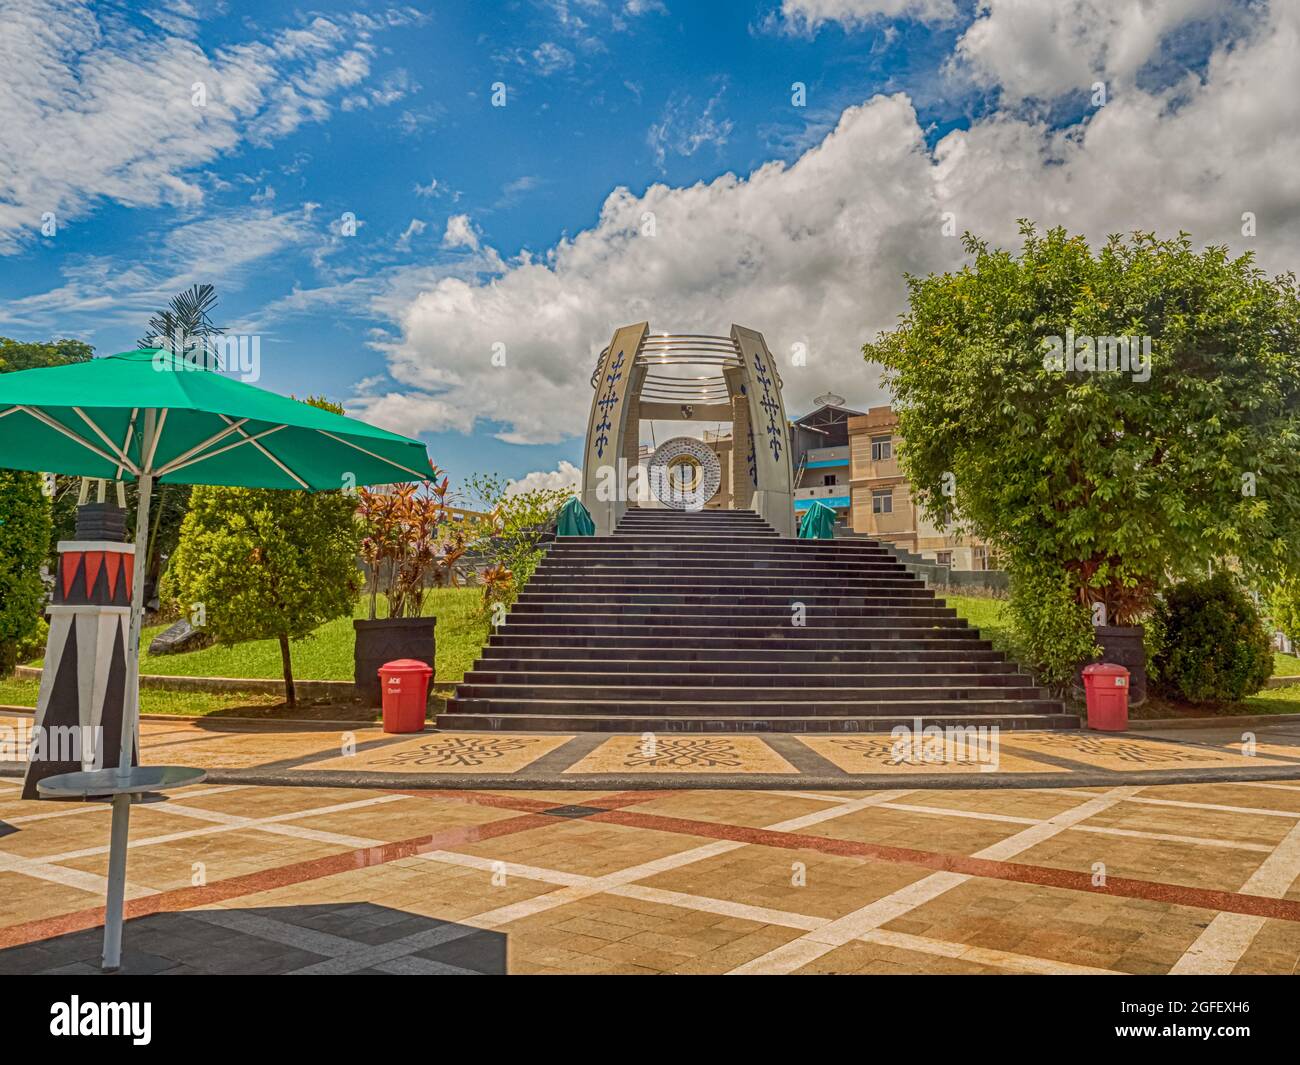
0,348,430,488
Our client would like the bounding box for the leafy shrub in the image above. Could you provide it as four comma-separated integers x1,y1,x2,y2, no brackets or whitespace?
0,470,52,676
1006,567,1099,691
466,473,570,597
1154,572,1272,703
15,617,48,665
1268,575,1300,647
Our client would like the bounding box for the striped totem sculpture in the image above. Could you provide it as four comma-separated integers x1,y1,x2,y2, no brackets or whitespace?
21,533,136,799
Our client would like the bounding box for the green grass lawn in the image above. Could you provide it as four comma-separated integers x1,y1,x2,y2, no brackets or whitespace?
0,675,284,717
30,587,487,685
943,591,1300,718
1270,651,1300,676
7,587,490,721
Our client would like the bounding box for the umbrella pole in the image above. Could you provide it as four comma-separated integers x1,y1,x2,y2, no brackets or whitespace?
120,465,152,770
102,410,154,971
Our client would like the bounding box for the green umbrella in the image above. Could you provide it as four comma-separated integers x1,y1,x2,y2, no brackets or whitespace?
0,348,432,969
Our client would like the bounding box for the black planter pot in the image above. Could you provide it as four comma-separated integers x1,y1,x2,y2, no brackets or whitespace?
1075,624,1147,705
354,617,436,707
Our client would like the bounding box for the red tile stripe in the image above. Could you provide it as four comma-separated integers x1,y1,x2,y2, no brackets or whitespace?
584,806,1300,924
0,811,555,950
4,786,1298,956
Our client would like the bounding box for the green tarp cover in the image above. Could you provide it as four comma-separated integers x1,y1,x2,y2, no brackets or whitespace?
557,496,596,536
798,501,836,539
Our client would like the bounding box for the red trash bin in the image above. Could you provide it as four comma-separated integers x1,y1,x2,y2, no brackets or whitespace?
1082,662,1129,731
378,658,433,733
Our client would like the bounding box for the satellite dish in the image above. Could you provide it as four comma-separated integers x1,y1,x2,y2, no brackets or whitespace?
814,392,845,408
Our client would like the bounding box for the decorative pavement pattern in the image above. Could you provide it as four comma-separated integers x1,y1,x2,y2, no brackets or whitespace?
1,777,1299,974
4,712,1300,790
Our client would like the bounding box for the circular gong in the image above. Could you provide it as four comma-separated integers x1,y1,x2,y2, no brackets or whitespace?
648,436,722,511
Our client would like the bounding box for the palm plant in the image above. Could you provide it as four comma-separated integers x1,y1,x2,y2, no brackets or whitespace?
139,283,223,354
136,284,224,609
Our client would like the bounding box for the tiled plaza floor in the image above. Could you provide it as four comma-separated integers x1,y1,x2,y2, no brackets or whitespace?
1,776,1298,974
5,711,1300,789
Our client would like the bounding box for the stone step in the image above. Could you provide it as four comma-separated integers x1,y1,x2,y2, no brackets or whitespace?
563,550,896,562
463,669,1035,689
454,684,1049,704
546,546,906,559
510,602,958,619
470,663,1024,681
533,561,909,579
515,592,940,607
443,695,1064,718
556,540,897,553
497,618,974,636
479,645,1009,663
489,631,989,649
453,505,1062,733
436,711,1078,733
529,573,922,587
606,533,784,542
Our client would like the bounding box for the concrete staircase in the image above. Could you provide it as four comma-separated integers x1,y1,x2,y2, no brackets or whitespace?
443,508,1074,733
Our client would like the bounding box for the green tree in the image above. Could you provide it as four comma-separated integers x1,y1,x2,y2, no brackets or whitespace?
168,398,362,706
0,337,93,373
0,471,52,674
0,337,80,673
865,223,1300,623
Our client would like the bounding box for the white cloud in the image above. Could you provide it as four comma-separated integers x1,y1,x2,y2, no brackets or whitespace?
776,0,957,35
396,218,427,250
952,0,1235,102
532,41,575,75
0,208,314,334
507,460,583,495
0,2,404,252
441,214,480,251
350,0,1300,450
647,88,734,168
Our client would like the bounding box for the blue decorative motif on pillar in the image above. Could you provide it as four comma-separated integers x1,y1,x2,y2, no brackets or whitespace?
751,350,783,462
593,348,625,460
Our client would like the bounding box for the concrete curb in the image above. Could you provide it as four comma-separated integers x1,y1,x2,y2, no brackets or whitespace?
1130,711,1300,730
0,705,379,730
14,664,353,701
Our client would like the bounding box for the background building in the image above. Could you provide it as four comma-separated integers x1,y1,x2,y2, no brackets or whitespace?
790,393,860,522
670,397,991,570
844,405,993,570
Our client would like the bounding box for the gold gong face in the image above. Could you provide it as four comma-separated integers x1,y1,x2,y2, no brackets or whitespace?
665,454,702,493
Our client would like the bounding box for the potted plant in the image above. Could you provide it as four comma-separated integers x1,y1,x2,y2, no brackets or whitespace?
353,473,457,706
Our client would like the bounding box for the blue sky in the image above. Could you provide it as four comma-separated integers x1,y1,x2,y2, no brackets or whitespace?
0,0,1290,492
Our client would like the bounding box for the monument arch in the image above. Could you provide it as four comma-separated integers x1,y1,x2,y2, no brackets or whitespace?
580,323,796,535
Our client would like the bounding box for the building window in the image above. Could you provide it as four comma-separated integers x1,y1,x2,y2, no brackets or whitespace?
871,435,892,461
936,551,952,567
822,474,838,487
972,546,987,571
871,488,892,514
